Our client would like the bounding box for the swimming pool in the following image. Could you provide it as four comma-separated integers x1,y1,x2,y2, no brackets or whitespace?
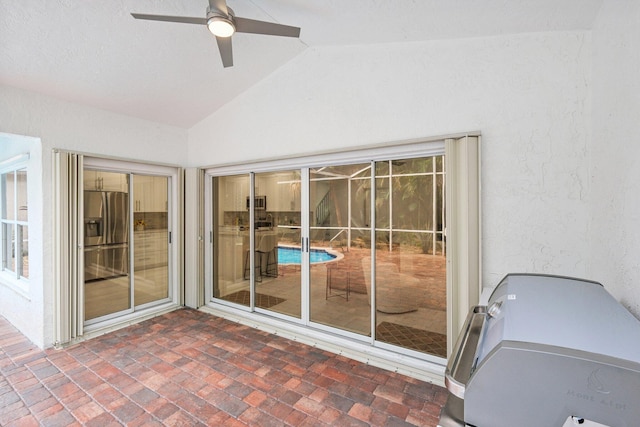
277,246,338,264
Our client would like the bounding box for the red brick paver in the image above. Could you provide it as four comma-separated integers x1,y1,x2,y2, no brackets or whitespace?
0,309,447,426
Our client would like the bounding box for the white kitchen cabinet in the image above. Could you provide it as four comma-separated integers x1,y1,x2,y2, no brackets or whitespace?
133,175,168,212
221,176,249,212
133,230,168,271
84,170,128,192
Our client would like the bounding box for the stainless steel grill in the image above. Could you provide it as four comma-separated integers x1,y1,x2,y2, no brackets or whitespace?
439,274,640,427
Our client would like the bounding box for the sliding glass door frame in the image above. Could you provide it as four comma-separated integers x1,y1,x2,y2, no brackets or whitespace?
203,135,479,361
81,157,180,329
206,155,445,345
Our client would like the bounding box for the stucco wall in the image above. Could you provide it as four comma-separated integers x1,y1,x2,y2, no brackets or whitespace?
189,31,593,297
590,1,640,316
0,85,187,347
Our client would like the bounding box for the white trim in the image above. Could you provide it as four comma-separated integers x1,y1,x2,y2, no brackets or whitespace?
205,137,447,176
83,156,177,176
0,153,30,171
60,302,181,348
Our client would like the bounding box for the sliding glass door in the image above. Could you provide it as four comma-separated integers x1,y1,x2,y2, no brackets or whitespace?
83,168,173,325
373,157,447,357
206,148,454,360
132,174,169,308
212,174,251,307
253,171,302,318
211,171,302,318
83,171,131,321
309,163,372,335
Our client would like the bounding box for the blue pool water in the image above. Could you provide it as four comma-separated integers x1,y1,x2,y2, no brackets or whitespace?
278,246,336,264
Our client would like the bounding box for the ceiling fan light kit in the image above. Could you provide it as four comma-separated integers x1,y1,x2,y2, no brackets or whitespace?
131,0,301,68
207,16,235,37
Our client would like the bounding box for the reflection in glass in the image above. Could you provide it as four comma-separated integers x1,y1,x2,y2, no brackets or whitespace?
374,157,447,358
2,223,15,274
310,163,371,335
16,170,27,222
84,171,131,321
253,170,301,318
2,172,15,220
133,175,169,307
19,225,28,279
212,175,251,307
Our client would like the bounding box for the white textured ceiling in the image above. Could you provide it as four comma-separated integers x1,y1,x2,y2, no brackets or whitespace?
1,0,603,128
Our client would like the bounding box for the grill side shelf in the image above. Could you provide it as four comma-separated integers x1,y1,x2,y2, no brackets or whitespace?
445,305,487,399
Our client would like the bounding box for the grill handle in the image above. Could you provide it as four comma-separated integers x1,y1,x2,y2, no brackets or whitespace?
444,305,487,399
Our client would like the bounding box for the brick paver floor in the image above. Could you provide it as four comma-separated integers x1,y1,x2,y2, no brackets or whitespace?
0,309,447,426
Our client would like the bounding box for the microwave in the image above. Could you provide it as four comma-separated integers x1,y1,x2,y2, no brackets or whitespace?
246,195,267,210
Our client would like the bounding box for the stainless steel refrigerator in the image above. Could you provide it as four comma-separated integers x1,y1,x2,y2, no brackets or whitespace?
84,191,129,281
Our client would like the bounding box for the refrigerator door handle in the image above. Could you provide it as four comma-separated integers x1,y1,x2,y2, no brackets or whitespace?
102,192,109,243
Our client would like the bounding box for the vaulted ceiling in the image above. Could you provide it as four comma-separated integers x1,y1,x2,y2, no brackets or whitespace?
1,0,603,128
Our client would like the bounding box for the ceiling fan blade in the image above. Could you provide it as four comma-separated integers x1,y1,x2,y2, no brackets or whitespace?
234,17,301,38
208,0,228,15
131,13,207,25
216,36,233,68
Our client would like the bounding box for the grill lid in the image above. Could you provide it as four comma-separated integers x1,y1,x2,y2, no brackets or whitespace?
478,274,640,365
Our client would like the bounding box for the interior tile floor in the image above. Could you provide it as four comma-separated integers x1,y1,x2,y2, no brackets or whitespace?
0,309,448,426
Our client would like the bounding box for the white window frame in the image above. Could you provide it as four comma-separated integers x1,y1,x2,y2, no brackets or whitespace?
0,153,30,293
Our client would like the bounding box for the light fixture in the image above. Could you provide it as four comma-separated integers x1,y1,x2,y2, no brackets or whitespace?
207,16,235,37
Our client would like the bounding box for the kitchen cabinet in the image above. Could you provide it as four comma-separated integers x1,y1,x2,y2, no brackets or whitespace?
133,230,168,271
133,175,168,212
217,229,245,283
221,177,249,212
84,170,128,192
255,172,300,212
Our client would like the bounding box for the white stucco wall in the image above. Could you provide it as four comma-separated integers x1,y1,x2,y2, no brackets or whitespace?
189,31,592,294
0,84,188,347
590,1,640,317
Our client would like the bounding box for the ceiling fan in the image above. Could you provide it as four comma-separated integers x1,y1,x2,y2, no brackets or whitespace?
131,0,301,68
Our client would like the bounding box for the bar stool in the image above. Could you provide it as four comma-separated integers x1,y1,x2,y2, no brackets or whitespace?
257,233,278,278
243,234,278,281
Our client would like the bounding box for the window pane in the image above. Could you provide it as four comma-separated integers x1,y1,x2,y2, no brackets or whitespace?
392,157,433,175
375,177,390,229
350,177,370,228
375,161,389,176
2,172,15,220
374,155,447,358
374,231,447,357
254,170,301,318
16,169,28,222
83,170,131,321
2,223,16,273
310,163,371,336
392,175,433,230
213,174,251,306
19,225,28,279
133,174,169,307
